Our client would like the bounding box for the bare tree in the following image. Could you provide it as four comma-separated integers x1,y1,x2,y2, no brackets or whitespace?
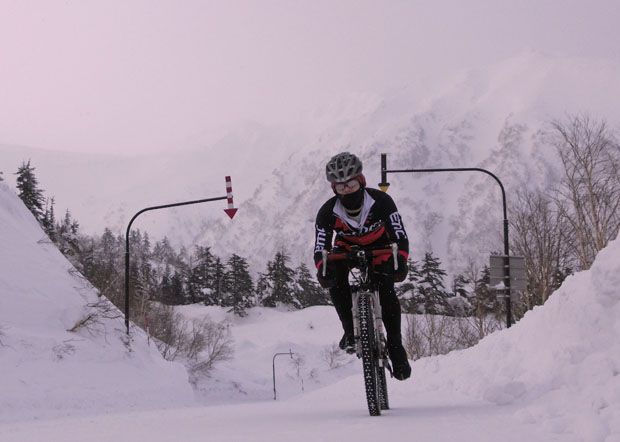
188,319,234,375
149,304,187,361
148,304,234,373
458,261,503,338
321,343,348,369
510,189,574,309
551,115,620,269
403,314,482,360
67,299,123,334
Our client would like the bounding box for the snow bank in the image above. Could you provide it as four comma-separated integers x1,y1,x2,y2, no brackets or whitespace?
0,184,195,423
176,304,361,404
412,235,620,442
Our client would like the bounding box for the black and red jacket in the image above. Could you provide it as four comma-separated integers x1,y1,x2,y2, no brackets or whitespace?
313,188,409,270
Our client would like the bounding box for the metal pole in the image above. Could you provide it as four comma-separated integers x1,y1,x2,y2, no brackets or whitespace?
379,153,389,191
380,153,512,327
272,350,294,400
124,195,228,335
503,220,511,327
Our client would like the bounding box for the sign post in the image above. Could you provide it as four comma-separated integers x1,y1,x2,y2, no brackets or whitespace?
490,255,526,295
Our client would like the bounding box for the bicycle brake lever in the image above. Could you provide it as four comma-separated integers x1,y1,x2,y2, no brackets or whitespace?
391,243,398,271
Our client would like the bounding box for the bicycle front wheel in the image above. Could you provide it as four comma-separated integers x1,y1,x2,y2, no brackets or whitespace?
358,292,382,416
378,351,389,410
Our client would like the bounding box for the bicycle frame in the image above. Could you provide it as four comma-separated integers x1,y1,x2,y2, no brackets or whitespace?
349,255,386,360
322,244,398,415
322,243,398,362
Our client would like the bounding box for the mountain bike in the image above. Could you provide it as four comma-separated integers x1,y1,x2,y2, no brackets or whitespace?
321,243,399,416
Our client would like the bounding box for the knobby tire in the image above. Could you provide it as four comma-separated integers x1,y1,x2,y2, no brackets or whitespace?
378,351,389,410
358,292,383,416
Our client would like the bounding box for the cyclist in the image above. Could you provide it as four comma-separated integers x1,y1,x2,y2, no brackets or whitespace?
314,152,411,380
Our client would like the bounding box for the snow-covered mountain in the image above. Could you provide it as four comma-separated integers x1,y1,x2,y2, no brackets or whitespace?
1,52,620,275
0,183,194,423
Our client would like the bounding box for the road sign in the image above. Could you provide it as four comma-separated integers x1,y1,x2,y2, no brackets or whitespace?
224,176,238,219
489,255,526,291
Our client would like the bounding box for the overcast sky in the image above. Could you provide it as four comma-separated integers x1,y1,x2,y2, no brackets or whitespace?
1,0,619,155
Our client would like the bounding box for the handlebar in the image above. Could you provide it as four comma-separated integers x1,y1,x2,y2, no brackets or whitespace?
321,243,399,277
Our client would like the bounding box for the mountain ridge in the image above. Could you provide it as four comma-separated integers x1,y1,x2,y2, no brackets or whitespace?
2,52,619,275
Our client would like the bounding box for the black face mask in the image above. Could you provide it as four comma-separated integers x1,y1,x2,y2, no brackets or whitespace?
338,187,364,211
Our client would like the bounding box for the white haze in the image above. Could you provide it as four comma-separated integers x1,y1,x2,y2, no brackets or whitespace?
1,0,619,155
1,52,619,277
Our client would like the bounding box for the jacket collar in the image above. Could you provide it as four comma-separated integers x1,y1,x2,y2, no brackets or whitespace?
333,190,375,230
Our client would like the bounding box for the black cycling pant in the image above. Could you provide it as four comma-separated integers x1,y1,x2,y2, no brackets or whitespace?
328,260,402,344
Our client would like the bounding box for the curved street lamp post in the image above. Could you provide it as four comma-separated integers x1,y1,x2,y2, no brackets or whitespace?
273,350,295,400
379,153,513,328
124,177,237,335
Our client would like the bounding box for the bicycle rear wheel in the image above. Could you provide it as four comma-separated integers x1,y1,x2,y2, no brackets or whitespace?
358,292,382,416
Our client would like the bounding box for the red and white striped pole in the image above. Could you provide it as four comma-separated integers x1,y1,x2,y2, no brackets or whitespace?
224,176,238,219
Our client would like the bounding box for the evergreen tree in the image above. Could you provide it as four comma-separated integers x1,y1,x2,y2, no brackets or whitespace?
189,253,227,306
0,170,4,181
135,237,156,312
472,265,497,315
127,229,157,312
259,251,298,308
448,274,472,316
153,236,179,267
184,254,200,304
211,257,227,306
416,252,451,314
41,197,57,240
190,245,216,304
81,228,123,305
255,272,270,307
396,258,423,313
169,271,186,305
159,266,172,303
159,266,185,305
225,254,254,316
294,263,330,307
15,160,45,222
50,208,83,268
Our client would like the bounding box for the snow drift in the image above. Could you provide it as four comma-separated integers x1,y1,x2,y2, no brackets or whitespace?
0,183,195,423
412,235,620,441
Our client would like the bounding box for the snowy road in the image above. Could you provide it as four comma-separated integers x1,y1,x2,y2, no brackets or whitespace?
0,377,571,442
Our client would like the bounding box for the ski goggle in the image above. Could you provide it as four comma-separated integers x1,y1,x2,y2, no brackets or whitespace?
334,179,361,192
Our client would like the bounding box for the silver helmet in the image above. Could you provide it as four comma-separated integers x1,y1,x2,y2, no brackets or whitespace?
325,152,363,183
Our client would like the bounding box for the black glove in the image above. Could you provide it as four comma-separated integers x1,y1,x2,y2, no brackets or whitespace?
393,253,408,283
374,252,408,282
317,263,337,289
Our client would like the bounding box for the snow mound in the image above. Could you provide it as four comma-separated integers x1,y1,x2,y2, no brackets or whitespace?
0,183,195,423
413,235,620,442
